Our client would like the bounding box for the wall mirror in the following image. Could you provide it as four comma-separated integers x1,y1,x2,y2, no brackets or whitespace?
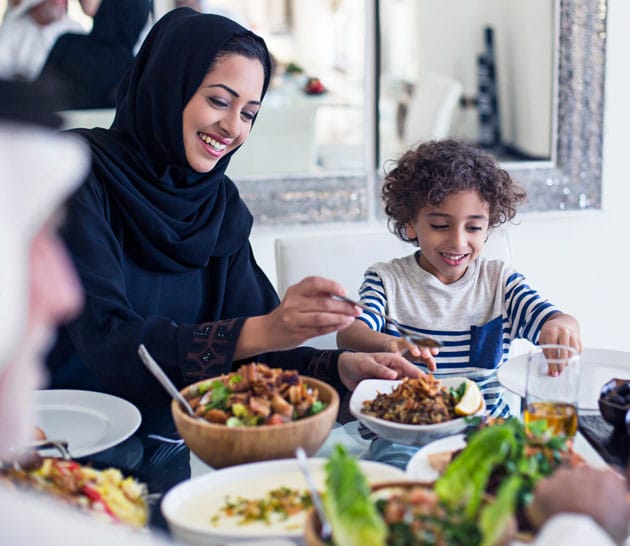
206,0,368,178
229,0,606,225
378,0,555,166
238,0,607,225
0,0,604,224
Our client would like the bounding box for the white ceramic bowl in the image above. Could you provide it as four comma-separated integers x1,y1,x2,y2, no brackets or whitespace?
349,377,485,446
161,457,407,545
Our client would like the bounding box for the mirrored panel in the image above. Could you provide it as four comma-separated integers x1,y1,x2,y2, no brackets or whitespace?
236,0,605,225
379,0,555,171
205,0,368,178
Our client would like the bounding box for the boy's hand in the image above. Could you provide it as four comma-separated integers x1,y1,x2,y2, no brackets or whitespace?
538,312,582,375
384,336,438,372
538,312,582,352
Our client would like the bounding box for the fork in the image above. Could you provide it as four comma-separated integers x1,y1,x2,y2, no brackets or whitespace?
332,295,442,349
147,436,186,467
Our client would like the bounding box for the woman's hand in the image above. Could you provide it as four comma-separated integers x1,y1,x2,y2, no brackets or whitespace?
337,351,423,390
236,276,359,358
384,337,438,371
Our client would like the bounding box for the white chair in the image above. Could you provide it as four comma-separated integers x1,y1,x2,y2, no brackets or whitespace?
402,72,463,147
274,226,512,350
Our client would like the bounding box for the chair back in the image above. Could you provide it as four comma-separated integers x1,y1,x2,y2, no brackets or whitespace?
274,226,511,349
403,72,463,146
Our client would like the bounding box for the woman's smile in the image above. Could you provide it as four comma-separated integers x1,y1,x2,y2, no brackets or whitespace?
197,131,229,157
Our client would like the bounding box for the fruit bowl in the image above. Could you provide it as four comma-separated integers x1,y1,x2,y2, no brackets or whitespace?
304,77,327,95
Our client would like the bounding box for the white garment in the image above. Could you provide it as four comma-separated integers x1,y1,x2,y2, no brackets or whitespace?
0,9,85,80
0,487,176,546
534,514,617,546
0,122,88,455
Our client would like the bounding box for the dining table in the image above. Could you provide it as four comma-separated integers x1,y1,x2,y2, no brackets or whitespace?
69,381,626,544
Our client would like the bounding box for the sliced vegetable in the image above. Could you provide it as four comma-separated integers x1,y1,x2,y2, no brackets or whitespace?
478,474,522,546
434,424,518,517
323,445,387,546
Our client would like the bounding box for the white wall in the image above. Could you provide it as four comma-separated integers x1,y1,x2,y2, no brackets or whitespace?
250,0,630,352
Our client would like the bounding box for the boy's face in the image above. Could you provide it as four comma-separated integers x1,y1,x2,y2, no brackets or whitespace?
406,189,489,284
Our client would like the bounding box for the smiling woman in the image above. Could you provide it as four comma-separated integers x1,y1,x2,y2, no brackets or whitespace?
182,51,264,173
46,8,423,433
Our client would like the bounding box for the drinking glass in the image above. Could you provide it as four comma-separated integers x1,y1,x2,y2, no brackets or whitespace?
523,344,580,437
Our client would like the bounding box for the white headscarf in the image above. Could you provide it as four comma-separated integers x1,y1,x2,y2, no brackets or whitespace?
0,121,89,453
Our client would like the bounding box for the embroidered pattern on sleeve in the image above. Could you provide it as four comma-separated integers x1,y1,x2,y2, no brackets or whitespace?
182,319,240,381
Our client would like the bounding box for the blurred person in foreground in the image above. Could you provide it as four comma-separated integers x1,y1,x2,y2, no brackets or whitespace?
0,79,175,545
528,465,629,546
0,0,93,80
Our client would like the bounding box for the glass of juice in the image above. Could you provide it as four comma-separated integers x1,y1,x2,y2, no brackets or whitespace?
524,344,580,437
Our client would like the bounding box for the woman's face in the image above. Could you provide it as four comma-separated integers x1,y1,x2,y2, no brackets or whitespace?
182,53,265,173
0,219,83,456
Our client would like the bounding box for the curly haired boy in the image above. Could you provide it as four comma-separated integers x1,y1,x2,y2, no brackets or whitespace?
337,139,581,416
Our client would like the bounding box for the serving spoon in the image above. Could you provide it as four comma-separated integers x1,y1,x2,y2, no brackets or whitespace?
138,344,198,419
295,447,332,541
332,295,442,349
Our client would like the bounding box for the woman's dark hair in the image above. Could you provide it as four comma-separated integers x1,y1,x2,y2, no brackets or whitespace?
382,139,527,243
211,33,271,87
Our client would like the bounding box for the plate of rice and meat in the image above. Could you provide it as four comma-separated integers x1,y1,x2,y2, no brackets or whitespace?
349,375,485,445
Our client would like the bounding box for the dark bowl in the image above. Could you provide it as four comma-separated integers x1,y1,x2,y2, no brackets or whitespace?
598,378,630,430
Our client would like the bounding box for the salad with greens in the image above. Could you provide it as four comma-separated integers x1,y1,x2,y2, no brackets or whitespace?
183,363,326,427
320,418,578,546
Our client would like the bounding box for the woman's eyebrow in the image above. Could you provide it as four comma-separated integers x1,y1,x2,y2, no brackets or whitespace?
205,83,261,106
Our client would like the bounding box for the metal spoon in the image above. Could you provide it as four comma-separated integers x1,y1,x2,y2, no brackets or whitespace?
332,294,442,349
138,344,198,419
295,447,332,541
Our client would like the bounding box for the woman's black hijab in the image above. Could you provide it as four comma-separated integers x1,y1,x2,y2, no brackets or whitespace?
71,8,272,272
38,0,150,109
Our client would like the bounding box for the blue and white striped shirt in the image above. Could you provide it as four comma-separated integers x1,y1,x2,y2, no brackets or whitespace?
356,252,560,417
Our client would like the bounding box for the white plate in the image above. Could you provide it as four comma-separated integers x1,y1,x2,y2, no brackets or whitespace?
33,389,141,458
161,457,406,546
349,377,485,446
498,347,630,410
405,434,466,482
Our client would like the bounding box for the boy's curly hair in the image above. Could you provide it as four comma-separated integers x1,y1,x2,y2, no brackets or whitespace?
382,139,526,243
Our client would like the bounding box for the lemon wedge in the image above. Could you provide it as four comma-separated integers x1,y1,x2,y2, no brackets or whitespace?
454,378,483,416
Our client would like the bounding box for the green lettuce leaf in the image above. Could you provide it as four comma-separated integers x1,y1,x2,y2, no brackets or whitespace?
323,445,387,546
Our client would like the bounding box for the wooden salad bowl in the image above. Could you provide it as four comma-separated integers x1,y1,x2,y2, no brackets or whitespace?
172,375,339,469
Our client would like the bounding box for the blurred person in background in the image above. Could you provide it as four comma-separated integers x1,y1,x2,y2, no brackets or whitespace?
38,0,152,109
174,0,249,27
0,0,95,80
